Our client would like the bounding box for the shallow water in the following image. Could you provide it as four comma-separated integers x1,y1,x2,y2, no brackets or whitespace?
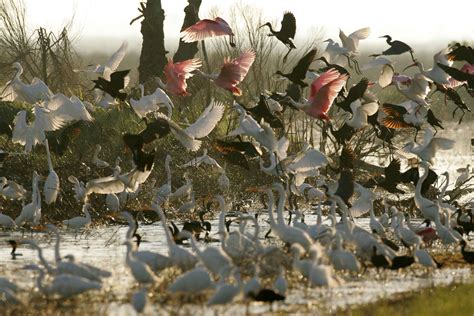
0,214,472,315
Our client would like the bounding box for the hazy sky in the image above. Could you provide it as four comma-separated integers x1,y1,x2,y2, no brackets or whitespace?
24,0,474,54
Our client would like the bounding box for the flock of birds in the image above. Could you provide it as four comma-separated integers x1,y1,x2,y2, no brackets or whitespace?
0,10,474,314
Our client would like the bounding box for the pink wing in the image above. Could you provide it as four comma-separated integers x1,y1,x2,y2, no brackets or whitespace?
460,63,474,74
307,74,348,119
164,58,201,96
215,50,256,95
180,17,233,43
309,69,341,102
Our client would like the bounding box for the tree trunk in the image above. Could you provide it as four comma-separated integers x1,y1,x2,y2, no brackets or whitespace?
138,0,167,84
173,0,202,63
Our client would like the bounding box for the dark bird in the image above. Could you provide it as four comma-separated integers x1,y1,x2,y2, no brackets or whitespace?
432,83,470,123
316,56,350,76
248,289,285,302
275,49,317,87
269,83,302,111
133,148,155,172
46,121,85,156
382,103,444,135
371,246,391,270
123,117,171,155
329,123,356,145
169,221,187,245
8,240,22,259
380,236,400,252
447,43,474,64
454,209,474,236
213,139,262,170
459,240,474,264
243,94,284,129
400,166,438,196
367,111,396,144
92,69,130,101
365,158,406,194
389,255,414,270
437,62,474,89
371,35,415,62
336,78,369,113
259,12,296,62
334,169,354,207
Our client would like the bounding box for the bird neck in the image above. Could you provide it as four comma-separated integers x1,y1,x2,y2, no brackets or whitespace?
415,165,429,196
45,139,54,171
385,36,392,45
53,232,61,263
274,186,286,226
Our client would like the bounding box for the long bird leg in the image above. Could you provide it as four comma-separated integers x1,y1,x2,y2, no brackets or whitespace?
228,35,236,48
283,48,293,63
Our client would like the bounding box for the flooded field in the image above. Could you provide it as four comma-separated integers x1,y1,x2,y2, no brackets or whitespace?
1,215,472,315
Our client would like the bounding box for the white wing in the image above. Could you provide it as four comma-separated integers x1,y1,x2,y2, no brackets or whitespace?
288,149,329,173
379,64,394,88
85,176,125,196
185,100,224,139
361,56,393,70
12,111,28,145
104,41,128,72
155,112,201,151
33,105,66,132
46,93,93,122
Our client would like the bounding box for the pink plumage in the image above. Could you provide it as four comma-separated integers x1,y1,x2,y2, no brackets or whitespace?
163,58,202,96
215,50,256,96
181,17,234,43
304,69,348,120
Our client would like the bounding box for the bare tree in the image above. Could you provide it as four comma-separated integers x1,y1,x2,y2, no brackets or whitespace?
173,0,202,63
132,0,167,84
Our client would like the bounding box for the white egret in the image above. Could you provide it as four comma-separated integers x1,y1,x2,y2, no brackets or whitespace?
62,203,92,230
43,139,60,205
15,171,41,226
404,128,455,164
0,177,26,200
130,84,173,118
91,144,110,168
180,148,223,170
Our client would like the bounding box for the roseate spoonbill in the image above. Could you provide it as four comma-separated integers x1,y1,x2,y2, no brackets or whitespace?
180,17,235,47
156,58,202,96
197,50,255,96
286,69,348,120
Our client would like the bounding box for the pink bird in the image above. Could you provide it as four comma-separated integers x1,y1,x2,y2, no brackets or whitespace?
198,50,256,96
180,17,235,47
290,69,348,120
156,58,202,96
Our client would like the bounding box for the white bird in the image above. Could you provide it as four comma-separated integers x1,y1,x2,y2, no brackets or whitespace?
180,148,223,170
155,100,224,151
433,210,459,245
62,203,92,230
414,241,437,268
91,144,110,168
339,27,371,55
180,230,233,278
403,128,455,164
132,287,148,314
15,171,41,226
168,267,213,293
323,39,350,65
406,48,452,85
361,56,394,88
74,41,128,77
0,177,27,200
124,240,159,285
369,200,385,237
169,172,192,201
392,73,431,107
394,211,422,247
43,139,60,205
413,161,442,222
346,100,379,130
217,169,230,191
266,183,313,251
44,93,93,122
455,164,471,187
152,154,172,209
273,267,288,295
308,248,339,287
153,207,197,271
24,264,101,299
329,234,361,272
1,62,52,104
349,183,377,217
178,191,196,213
12,104,66,153
130,84,173,118
0,211,16,228
243,266,261,297
67,176,86,203
207,274,242,306
84,175,125,200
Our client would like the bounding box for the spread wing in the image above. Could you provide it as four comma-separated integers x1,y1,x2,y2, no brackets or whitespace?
185,100,225,139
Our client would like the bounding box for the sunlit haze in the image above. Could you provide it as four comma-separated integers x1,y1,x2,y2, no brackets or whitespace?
24,0,474,54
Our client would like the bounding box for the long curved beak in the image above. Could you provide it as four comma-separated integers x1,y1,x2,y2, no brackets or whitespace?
257,24,266,30
403,63,417,72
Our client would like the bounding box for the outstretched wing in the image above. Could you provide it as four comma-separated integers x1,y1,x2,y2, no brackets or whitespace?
185,100,225,139
281,12,296,39
180,18,233,42
105,41,128,72
217,50,256,86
